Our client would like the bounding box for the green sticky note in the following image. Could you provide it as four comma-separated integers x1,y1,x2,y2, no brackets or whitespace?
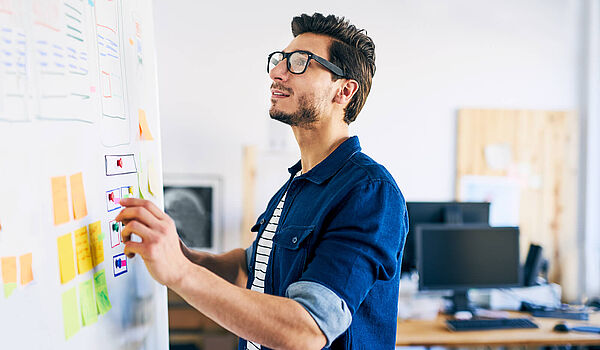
93,269,111,315
61,286,81,340
3,283,16,298
79,279,98,326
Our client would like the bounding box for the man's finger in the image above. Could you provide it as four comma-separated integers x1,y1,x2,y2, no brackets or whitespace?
124,241,146,259
121,220,153,243
119,198,166,219
116,206,161,229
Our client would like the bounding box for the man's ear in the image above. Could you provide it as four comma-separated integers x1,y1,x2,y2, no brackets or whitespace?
333,79,359,106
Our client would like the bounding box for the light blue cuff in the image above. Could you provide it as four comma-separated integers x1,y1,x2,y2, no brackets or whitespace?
245,245,254,271
286,281,352,347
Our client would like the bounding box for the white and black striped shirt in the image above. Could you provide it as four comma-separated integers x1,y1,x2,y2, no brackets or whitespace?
246,189,288,350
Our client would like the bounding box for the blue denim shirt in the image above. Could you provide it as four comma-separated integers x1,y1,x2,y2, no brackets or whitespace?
240,136,408,350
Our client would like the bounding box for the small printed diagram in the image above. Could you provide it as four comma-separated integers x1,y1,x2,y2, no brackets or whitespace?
31,0,94,122
106,185,136,212
112,253,127,277
0,1,28,122
105,154,137,176
109,219,121,248
95,0,129,146
1,253,34,298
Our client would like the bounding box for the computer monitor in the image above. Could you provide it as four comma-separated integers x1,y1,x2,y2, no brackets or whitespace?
416,225,521,313
401,202,490,274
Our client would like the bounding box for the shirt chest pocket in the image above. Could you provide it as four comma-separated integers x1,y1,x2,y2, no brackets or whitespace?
272,225,314,294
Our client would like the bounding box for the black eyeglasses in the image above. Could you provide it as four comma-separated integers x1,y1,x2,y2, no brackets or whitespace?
267,50,345,77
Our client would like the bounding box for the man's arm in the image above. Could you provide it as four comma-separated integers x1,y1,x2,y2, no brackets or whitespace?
116,198,326,350
179,241,248,288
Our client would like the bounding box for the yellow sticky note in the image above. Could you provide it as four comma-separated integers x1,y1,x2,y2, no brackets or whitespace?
19,253,33,285
74,226,93,275
61,286,81,340
138,109,154,140
57,233,76,284
94,269,112,315
80,279,98,326
70,172,88,220
51,176,70,225
88,221,104,267
1,256,17,283
147,160,160,196
2,257,17,298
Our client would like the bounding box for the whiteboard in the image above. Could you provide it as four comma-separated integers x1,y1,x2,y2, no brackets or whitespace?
0,0,168,348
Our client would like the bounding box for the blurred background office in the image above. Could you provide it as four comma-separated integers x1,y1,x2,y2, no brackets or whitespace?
153,0,600,348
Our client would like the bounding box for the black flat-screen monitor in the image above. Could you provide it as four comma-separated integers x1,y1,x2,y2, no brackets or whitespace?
416,225,521,313
401,202,490,274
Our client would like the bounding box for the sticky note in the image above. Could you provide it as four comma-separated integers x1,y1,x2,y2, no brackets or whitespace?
57,233,76,284
1,256,17,298
88,221,104,267
74,226,93,274
147,160,159,196
1,256,17,283
51,176,70,225
137,171,145,199
61,286,81,340
79,279,98,326
70,172,88,220
94,269,111,315
138,109,154,140
4,283,16,298
19,253,33,285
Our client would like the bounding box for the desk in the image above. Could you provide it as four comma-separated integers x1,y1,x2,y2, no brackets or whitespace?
396,312,600,347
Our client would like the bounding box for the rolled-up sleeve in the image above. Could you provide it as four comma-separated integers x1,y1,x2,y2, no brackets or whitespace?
299,179,406,318
286,281,352,347
245,245,254,272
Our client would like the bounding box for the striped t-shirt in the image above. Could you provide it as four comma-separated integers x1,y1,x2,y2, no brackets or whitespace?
246,189,289,350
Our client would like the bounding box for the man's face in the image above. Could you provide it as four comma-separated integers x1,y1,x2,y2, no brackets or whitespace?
269,33,338,128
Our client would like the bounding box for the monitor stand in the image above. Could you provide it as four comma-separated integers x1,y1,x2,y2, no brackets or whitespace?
445,290,475,314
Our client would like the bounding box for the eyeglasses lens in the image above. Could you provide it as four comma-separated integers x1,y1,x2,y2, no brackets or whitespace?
268,52,283,73
288,52,309,73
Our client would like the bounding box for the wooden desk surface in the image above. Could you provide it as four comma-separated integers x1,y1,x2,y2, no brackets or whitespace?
396,311,600,346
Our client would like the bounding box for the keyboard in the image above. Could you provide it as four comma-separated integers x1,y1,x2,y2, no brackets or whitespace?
446,318,539,331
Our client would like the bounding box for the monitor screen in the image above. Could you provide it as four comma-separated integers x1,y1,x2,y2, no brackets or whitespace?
416,225,520,291
402,202,490,273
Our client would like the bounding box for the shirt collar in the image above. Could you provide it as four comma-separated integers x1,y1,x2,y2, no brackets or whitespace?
288,136,362,185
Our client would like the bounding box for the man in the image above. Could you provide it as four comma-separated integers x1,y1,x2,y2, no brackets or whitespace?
117,13,408,349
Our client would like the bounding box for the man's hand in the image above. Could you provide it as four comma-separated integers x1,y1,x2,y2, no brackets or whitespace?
115,198,190,287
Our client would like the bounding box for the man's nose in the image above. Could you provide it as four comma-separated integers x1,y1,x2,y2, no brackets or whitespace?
269,59,289,82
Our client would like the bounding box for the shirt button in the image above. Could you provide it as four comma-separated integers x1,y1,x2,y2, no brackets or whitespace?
260,218,265,225
292,237,298,244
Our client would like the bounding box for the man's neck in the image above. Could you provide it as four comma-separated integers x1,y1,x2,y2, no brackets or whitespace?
292,118,349,174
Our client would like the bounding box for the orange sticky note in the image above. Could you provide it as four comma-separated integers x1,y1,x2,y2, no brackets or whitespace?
1,256,17,284
19,253,33,285
88,221,104,267
57,232,76,284
74,226,93,275
70,172,88,220
51,176,70,225
138,109,154,140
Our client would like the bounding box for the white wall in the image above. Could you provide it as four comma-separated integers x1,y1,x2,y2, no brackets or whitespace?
153,0,583,253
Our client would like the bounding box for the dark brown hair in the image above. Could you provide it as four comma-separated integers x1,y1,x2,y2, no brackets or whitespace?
291,13,375,124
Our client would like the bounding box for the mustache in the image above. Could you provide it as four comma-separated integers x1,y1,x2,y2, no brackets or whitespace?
270,83,293,95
